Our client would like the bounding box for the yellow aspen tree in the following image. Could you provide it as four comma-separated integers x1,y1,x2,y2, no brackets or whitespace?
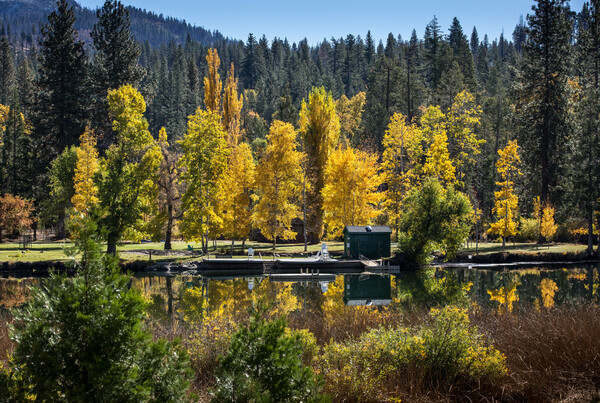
221,142,255,253
420,106,456,186
204,48,222,113
336,91,366,144
322,146,381,239
222,63,243,146
99,85,162,254
540,203,558,244
539,278,558,308
71,127,99,216
488,140,522,251
179,108,229,253
446,91,484,186
382,113,422,238
253,120,303,250
299,86,340,243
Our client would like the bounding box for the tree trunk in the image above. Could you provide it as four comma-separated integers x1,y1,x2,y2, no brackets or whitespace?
107,233,117,255
587,207,594,257
231,239,234,256
57,210,66,239
164,204,173,250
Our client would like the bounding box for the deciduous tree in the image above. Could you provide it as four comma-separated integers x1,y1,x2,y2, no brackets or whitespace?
253,121,303,250
0,194,33,242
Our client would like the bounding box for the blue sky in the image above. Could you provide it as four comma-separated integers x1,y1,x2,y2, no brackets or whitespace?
76,0,586,45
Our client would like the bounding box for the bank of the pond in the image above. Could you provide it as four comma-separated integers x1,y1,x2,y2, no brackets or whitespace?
450,250,600,266
0,259,157,277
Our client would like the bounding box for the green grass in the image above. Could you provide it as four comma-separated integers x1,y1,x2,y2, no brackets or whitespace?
458,241,589,255
0,239,348,263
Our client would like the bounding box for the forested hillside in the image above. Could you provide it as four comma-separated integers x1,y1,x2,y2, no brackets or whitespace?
0,0,598,257
0,0,224,49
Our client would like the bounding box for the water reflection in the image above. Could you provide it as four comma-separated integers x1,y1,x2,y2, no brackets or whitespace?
1,266,598,321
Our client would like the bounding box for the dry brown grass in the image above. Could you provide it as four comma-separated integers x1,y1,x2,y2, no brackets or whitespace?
474,304,600,402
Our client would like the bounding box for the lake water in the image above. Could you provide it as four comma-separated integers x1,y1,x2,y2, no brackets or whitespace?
1,265,598,317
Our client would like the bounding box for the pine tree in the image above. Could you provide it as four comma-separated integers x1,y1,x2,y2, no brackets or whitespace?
35,0,89,163
571,0,600,256
0,37,14,105
515,0,573,206
91,0,144,147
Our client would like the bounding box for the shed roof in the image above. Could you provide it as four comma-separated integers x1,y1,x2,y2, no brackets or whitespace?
344,225,392,234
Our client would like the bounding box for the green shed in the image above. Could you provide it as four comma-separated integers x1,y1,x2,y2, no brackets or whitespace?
343,225,392,259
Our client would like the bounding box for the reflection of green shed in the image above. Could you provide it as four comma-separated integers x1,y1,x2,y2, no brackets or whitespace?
343,226,391,259
343,274,392,306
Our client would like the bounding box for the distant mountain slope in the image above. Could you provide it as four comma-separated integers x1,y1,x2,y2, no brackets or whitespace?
0,0,226,48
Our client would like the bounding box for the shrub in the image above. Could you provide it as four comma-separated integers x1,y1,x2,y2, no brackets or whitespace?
319,306,506,401
516,218,539,242
0,226,192,402
398,178,472,265
211,305,326,402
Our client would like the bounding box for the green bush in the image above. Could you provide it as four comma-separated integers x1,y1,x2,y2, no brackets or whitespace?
516,218,539,242
398,178,473,265
319,306,506,401
211,306,326,402
1,223,192,402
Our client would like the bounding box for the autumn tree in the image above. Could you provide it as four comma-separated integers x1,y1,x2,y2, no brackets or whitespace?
98,85,161,254
382,113,422,237
445,90,484,187
420,106,456,186
540,203,558,244
299,87,340,243
253,121,303,250
0,194,34,242
336,92,366,144
322,146,381,239
71,128,99,216
488,140,522,251
179,108,228,252
204,48,222,113
222,63,243,146
221,143,255,253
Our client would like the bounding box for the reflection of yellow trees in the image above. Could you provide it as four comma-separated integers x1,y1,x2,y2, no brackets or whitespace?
252,278,299,317
487,282,519,314
539,278,558,309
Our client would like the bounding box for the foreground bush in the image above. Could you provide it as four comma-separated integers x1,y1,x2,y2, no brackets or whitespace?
0,232,192,402
319,306,506,401
211,305,326,402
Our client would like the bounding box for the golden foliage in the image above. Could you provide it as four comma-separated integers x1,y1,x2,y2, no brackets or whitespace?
420,106,456,186
179,108,229,242
540,204,558,242
222,63,243,146
382,113,422,233
71,127,99,215
336,92,365,144
487,282,519,314
253,120,303,246
204,48,222,113
488,140,522,240
539,278,558,309
322,146,381,239
221,142,255,242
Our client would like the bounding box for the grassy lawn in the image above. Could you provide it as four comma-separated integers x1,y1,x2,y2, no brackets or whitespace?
459,241,589,255
0,239,349,263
